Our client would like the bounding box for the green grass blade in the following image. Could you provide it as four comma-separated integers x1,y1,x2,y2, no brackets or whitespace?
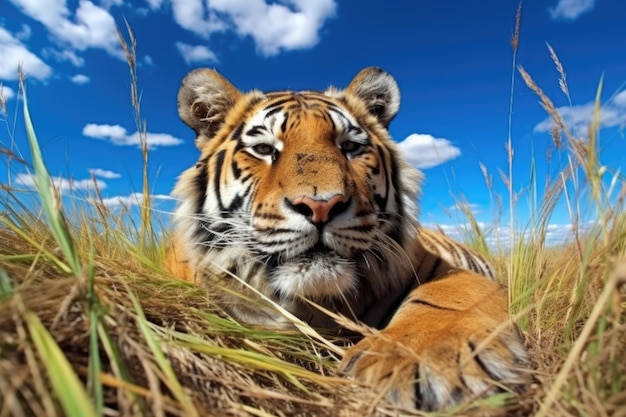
25,311,98,417
86,250,104,416
19,80,82,277
0,213,71,273
97,322,150,416
127,288,199,417
0,267,13,298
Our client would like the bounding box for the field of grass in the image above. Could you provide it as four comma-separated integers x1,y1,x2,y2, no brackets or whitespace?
1,18,625,417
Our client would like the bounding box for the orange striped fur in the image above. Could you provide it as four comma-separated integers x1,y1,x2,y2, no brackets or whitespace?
167,67,530,410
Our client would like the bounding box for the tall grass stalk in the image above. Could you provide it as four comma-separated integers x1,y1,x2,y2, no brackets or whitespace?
505,1,523,311
117,22,155,255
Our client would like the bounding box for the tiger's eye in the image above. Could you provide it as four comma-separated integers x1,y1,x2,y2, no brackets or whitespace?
341,141,363,154
252,143,275,156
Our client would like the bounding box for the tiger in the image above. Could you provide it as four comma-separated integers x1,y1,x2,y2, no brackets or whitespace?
166,67,530,411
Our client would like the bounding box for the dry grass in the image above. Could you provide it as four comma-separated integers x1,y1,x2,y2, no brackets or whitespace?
1,12,626,417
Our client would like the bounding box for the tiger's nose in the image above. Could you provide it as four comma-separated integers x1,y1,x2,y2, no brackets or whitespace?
287,194,350,224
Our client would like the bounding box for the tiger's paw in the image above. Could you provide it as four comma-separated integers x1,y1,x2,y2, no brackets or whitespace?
341,326,529,410
340,306,530,411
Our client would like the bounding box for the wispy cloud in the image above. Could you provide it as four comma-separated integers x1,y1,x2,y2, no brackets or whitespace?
0,26,52,81
15,24,32,41
549,0,595,20
145,0,165,9
448,202,482,216
142,55,154,66
396,133,461,169
152,0,336,56
7,0,122,62
99,0,123,9
70,74,90,85
88,168,121,179
534,90,626,136
82,123,184,148
1,85,16,101
426,222,588,248
99,192,175,208
15,172,106,191
176,42,218,64
43,47,85,66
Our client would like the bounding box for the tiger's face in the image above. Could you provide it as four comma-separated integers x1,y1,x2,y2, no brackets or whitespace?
173,67,421,304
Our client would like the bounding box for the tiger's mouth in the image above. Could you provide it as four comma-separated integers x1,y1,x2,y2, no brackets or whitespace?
304,241,335,257
265,240,347,268
267,240,358,299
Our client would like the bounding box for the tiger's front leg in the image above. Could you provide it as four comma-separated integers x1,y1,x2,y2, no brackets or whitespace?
340,271,530,411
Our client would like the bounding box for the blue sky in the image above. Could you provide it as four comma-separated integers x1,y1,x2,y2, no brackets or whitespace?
1,0,625,245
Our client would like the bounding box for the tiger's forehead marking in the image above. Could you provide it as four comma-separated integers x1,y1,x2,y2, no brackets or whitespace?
241,92,364,143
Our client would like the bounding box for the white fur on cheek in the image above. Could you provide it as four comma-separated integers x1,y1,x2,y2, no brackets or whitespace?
269,256,357,299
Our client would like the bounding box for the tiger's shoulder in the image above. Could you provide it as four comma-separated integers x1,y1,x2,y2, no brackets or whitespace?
415,227,497,282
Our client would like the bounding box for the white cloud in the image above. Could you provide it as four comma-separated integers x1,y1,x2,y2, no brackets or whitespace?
88,168,121,179
549,0,595,20
169,0,228,37
145,0,165,9
0,27,53,81
15,24,32,41
168,0,336,56
176,42,219,64
426,222,587,248
534,90,626,136
449,202,482,216
8,0,122,60
142,55,154,66
613,89,626,107
99,0,123,9
397,133,461,169
83,123,127,139
99,192,175,208
70,74,90,84
15,172,107,191
1,85,16,101
43,48,85,66
82,123,184,148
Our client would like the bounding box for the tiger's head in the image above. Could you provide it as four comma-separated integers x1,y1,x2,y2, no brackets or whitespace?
173,67,422,324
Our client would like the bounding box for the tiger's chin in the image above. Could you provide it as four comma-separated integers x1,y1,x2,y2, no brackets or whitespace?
268,250,358,300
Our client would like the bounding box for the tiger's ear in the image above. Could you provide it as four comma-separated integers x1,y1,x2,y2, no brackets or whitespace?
346,67,400,127
178,69,242,147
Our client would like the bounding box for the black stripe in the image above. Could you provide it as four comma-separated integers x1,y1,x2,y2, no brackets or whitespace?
469,341,501,381
410,298,456,311
195,160,208,215
213,149,227,211
378,280,419,328
246,125,266,136
230,122,244,142
264,98,292,110
388,148,404,219
231,161,241,180
343,224,374,233
280,113,289,132
253,227,296,234
228,195,243,211
255,212,285,220
422,257,442,282
265,106,284,118
376,144,390,212
464,248,480,272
